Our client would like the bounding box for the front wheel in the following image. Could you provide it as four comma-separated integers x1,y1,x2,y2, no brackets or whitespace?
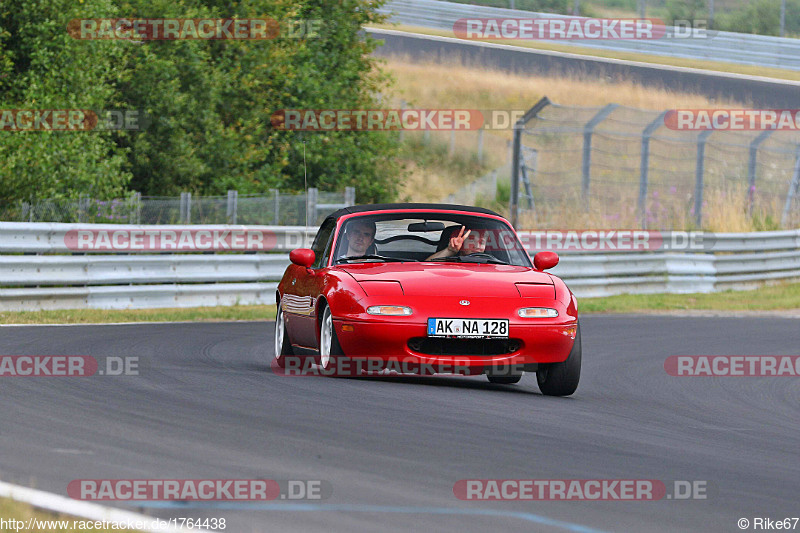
319,306,347,375
536,321,581,396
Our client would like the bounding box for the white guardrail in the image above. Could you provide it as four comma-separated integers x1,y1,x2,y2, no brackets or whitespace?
380,0,800,71
0,222,799,310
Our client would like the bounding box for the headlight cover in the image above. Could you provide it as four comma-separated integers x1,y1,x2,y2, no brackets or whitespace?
367,305,412,316
518,307,559,318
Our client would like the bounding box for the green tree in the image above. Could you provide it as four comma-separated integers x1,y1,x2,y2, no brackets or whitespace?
1,0,400,206
0,0,132,204
116,0,399,201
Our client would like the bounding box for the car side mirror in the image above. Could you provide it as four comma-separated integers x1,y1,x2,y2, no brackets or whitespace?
290,248,315,268
534,251,559,271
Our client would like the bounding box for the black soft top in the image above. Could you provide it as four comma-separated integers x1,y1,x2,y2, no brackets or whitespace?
328,203,502,220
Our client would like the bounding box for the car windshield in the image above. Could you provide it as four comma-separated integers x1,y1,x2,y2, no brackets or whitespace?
332,212,532,267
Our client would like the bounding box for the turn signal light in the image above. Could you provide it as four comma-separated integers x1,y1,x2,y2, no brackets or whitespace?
367,306,412,316
561,324,578,339
518,307,559,318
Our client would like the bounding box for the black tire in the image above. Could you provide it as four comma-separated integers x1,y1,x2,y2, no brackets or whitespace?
319,306,348,376
274,300,293,368
536,321,582,396
487,373,523,385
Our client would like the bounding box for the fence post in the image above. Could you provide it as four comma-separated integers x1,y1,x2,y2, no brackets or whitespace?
582,104,618,210
133,191,142,224
747,130,773,214
307,187,318,227
399,100,405,143
449,129,456,155
270,189,280,224
520,147,537,210
509,96,551,228
180,192,192,224
226,190,238,224
781,145,800,227
477,128,484,165
510,123,522,228
694,130,713,227
77,195,89,223
345,186,356,206
638,111,667,228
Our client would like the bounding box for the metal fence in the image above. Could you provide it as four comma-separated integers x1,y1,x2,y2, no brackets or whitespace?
2,188,356,226
380,0,800,71
505,97,800,229
1,222,799,309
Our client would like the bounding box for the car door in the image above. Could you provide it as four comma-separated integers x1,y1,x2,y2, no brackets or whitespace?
285,218,336,350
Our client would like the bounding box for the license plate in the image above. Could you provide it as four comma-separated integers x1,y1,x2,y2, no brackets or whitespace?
427,318,509,338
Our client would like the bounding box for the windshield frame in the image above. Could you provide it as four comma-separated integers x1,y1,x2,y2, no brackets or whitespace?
327,209,532,268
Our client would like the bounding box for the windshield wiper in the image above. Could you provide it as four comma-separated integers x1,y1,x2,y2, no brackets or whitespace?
429,253,509,265
336,254,408,264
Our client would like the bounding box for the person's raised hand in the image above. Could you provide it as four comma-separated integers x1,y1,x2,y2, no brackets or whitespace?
448,226,470,253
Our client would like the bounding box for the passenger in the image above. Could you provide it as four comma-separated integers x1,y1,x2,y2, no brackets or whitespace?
426,226,487,260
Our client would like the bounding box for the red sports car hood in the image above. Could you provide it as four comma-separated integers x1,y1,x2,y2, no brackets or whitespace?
337,262,553,298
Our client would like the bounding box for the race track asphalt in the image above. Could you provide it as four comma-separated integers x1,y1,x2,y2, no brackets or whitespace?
1,316,798,532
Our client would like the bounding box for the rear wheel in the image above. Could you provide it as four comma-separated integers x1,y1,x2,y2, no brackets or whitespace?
273,300,293,368
536,321,581,396
319,306,346,375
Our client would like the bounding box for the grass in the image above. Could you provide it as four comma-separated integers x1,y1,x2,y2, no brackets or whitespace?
0,305,276,325
395,132,504,202
370,23,800,84
0,497,118,532
383,56,729,112
580,281,800,312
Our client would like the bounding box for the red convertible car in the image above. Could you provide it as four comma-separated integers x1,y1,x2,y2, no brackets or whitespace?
274,203,581,396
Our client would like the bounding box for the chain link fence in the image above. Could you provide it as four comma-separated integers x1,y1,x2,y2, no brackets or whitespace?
1,188,356,226
484,97,800,230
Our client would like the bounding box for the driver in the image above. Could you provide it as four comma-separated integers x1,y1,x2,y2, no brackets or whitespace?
426,226,487,260
342,219,376,258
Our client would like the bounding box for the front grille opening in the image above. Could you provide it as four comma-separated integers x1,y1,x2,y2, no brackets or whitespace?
408,337,521,356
